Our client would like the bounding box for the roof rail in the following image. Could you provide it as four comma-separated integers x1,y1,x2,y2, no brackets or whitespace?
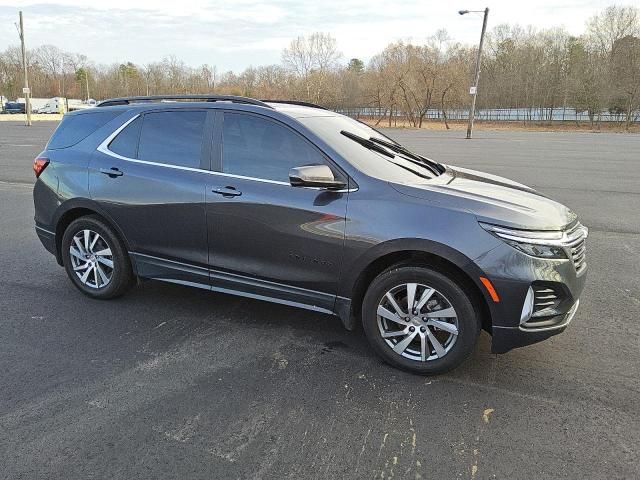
96,95,273,108
262,99,328,110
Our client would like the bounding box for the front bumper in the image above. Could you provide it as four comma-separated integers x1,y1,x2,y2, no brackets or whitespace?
473,242,587,354
491,299,580,354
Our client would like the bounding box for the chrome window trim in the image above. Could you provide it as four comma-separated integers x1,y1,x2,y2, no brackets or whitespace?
97,113,357,191
96,113,141,160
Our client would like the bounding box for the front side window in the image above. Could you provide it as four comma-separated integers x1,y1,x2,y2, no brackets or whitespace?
137,110,206,168
222,113,326,182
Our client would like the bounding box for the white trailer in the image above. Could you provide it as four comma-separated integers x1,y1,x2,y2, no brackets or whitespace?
17,97,49,113
37,97,66,114
68,98,97,111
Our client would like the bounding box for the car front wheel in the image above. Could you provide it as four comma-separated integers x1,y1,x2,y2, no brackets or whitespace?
362,266,480,374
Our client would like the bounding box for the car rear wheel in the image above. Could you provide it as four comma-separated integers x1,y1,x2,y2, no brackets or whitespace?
61,215,133,299
362,266,480,374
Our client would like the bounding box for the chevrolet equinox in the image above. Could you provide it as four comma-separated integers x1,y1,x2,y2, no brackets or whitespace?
33,95,588,374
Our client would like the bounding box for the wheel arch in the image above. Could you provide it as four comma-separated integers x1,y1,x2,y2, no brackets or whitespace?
338,239,493,333
53,199,132,268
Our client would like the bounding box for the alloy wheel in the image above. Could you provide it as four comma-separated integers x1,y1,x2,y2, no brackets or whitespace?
376,282,459,362
69,229,114,289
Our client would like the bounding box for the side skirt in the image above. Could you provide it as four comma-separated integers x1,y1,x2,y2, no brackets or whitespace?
131,251,344,319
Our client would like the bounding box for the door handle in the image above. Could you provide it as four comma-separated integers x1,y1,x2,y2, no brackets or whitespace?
100,167,124,177
212,186,242,197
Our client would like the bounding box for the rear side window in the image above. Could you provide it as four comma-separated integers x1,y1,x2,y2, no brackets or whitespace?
109,116,142,158
137,111,206,168
48,111,120,149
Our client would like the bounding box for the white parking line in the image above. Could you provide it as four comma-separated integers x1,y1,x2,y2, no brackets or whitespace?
0,180,32,188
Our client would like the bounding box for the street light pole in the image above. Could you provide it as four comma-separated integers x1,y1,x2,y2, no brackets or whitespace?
460,7,489,139
18,11,32,126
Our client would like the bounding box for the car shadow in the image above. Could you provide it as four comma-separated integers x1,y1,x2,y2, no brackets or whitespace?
68,278,498,378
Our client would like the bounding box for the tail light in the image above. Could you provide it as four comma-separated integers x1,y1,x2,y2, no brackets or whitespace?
33,156,49,178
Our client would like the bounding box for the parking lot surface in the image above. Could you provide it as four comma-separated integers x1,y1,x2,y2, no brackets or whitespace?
1,121,639,479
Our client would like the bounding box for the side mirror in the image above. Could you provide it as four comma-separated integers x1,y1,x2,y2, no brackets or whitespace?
289,165,346,190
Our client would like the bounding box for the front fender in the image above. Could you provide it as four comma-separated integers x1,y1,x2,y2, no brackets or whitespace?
338,237,483,298
335,237,498,332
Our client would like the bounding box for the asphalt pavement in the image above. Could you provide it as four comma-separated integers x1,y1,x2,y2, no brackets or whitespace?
1,121,639,479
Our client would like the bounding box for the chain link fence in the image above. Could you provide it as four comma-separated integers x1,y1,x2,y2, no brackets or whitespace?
338,107,640,124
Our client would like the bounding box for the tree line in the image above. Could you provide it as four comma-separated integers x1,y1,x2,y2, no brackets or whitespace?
1,5,638,128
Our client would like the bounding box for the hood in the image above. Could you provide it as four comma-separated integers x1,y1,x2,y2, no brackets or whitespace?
392,166,577,231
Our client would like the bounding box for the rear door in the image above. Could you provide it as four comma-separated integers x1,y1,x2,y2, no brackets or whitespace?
205,111,349,311
90,109,214,285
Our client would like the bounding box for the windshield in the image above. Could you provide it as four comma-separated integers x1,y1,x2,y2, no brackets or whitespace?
298,115,443,184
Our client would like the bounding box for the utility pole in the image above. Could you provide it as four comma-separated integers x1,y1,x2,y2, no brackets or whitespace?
459,7,489,139
18,11,32,126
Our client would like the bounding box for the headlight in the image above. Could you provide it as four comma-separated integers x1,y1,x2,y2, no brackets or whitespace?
479,223,569,259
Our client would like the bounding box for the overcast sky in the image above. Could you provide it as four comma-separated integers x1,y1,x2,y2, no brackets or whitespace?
0,0,621,71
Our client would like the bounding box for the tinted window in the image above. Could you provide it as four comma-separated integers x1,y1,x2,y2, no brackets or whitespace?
222,113,326,182
137,111,206,168
108,116,142,158
299,115,436,184
48,111,120,149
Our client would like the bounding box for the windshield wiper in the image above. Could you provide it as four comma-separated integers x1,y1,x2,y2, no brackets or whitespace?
368,137,443,175
353,118,402,146
385,160,432,180
340,130,434,179
340,130,395,158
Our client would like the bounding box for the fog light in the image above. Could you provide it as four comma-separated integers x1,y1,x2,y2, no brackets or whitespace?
520,287,535,325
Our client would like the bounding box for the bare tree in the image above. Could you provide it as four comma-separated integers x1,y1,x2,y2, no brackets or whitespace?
0,9,638,129
587,5,640,55
32,45,64,95
611,35,640,129
282,32,341,101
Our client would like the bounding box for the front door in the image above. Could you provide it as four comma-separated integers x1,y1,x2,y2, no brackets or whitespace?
205,111,348,311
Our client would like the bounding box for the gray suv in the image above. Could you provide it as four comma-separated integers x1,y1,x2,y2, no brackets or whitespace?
33,95,588,374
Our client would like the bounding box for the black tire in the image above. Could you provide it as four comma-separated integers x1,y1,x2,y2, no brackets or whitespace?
362,265,480,375
61,215,133,299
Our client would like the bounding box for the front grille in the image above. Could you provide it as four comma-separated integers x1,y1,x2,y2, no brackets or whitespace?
564,222,588,273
